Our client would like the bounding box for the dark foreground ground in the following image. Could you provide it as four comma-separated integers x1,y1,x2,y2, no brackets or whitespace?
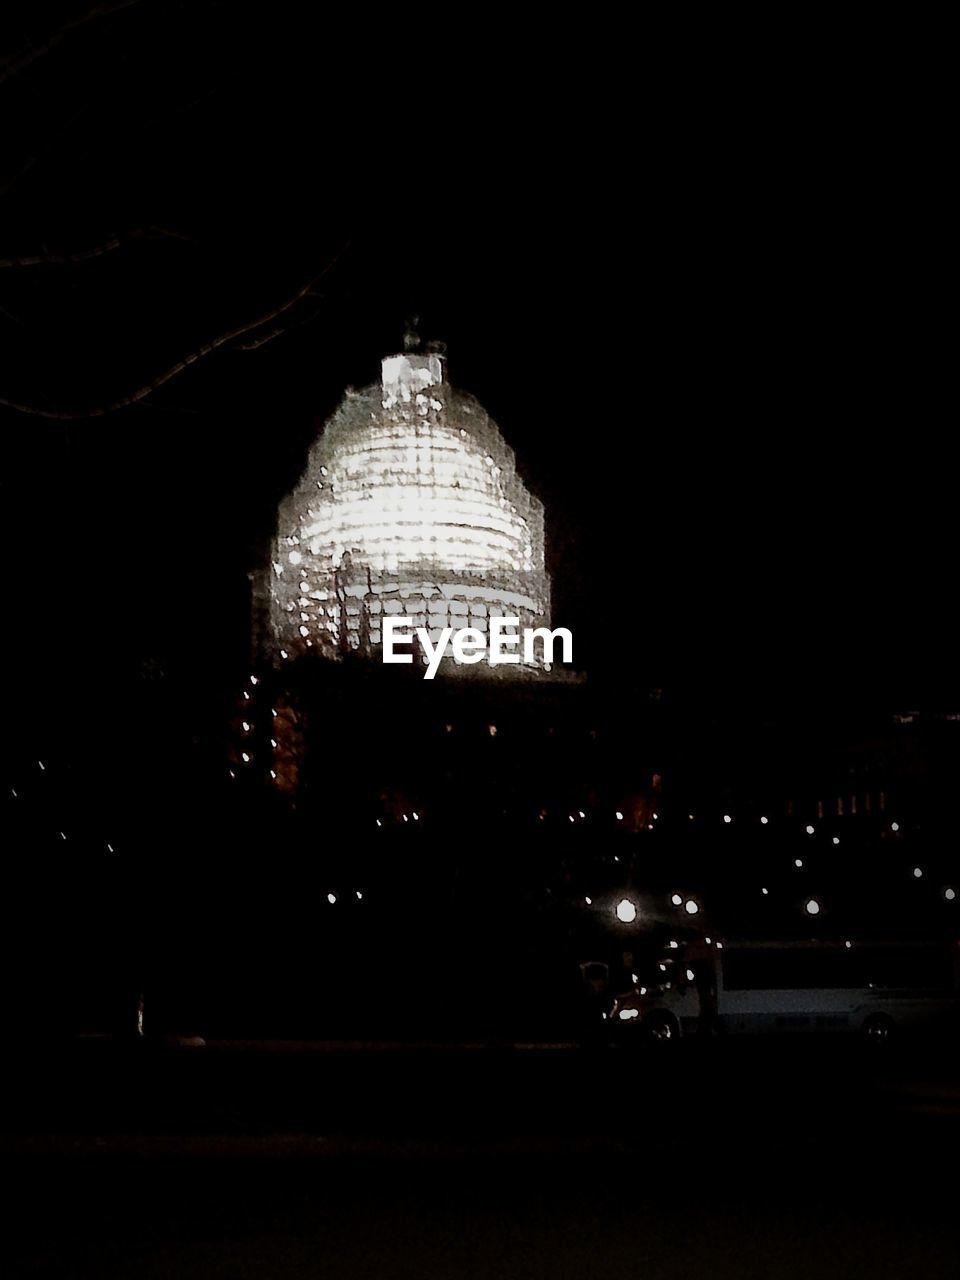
4,1037,960,1278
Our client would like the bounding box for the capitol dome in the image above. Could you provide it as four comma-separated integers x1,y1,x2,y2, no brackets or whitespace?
261,344,551,674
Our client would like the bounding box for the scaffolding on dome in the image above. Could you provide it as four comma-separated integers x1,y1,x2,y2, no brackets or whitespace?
257,347,552,679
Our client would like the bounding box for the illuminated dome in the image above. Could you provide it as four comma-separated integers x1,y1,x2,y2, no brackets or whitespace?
261,345,551,674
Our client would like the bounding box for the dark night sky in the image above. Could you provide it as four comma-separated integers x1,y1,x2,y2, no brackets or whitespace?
1,5,953,721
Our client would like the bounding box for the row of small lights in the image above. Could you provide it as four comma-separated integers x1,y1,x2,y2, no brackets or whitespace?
8,753,937,889
236,677,907,832
8,760,957,905
8,761,117,854
564,811,906,839
372,812,911,837
605,873,957,925
8,680,917,852
4,675,916,857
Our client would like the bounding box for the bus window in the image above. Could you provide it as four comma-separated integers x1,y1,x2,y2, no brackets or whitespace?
861,947,954,990
722,947,864,990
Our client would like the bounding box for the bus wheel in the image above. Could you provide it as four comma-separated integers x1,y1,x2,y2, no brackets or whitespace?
644,1012,679,1042
861,1014,894,1043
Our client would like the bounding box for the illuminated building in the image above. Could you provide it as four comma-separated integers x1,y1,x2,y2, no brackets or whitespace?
256,338,551,676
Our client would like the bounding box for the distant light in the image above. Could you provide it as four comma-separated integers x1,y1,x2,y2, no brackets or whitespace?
671,894,683,906
686,969,695,982
891,822,900,832
945,888,956,901
760,816,769,825
762,887,769,895
356,891,363,900
107,843,114,853
631,972,638,984
659,963,667,972
613,856,620,863
243,692,250,701
618,1008,639,1021
615,811,624,821
585,896,592,905
241,752,250,763
616,898,637,923
805,898,821,915
270,739,277,748
805,825,815,835
845,940,853,949
60,831,66,840
578,810,585,819
269,770,276,779
832,837,840,845
684,899,699,915
327,893,336,905
568,815,575,823
668,940,678,949
652,812,659,821
488,725,497,737
716,942,723,949
375,820,382,827
242,722,250,732
38,761,45,771
402,814,409,823
288,550,302,565
688,814,694,821
723,814,732,824
795,858,803,868
280,650,288,660
913,866,923,879
704,937,712,945
412,812,419,821
250,675,259,686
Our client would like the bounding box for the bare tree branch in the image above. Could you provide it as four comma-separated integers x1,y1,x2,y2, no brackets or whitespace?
0,226,189,268
0,241,352,421
234,328,285,351
0,1,143,87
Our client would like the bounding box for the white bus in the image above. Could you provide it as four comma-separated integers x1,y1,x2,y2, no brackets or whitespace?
608,939,960,1041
